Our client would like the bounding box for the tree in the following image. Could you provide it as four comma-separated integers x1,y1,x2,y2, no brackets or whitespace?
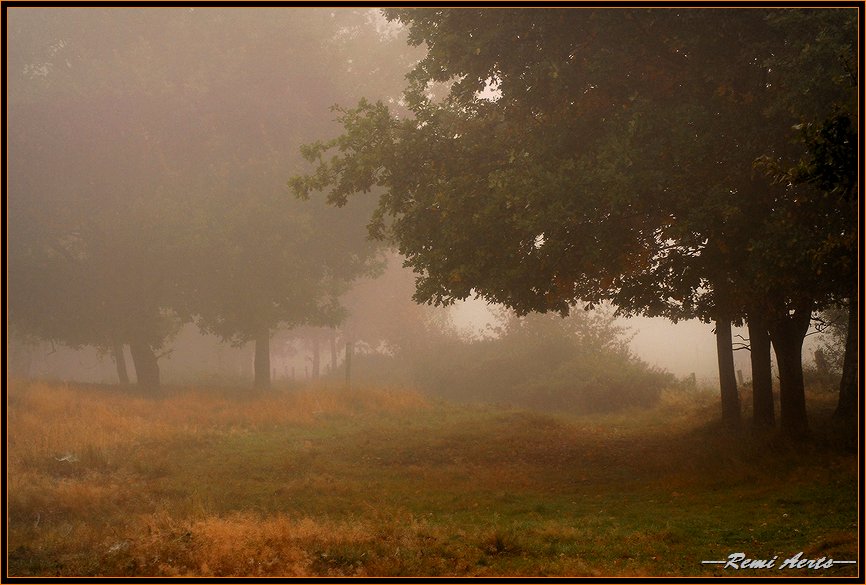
7,9,194,389
749,9,857,434
187,185,383,389
7,8,416,389
760,112,858,424
291,8,856,437
336,251,444,355
591,9,856,435
165,9,407,389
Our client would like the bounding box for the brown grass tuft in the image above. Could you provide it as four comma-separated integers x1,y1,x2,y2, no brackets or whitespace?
6,379,856,578
8,380,427,465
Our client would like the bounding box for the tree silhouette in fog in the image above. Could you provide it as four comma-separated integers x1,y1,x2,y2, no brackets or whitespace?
292,8,857,438
7,8,416,390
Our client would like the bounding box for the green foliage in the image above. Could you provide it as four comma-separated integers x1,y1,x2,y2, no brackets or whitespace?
790,113,857,196
753,110,857,310
290,8,856,437
291,8,857,329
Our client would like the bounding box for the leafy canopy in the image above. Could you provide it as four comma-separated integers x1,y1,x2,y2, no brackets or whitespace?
291,8,857,324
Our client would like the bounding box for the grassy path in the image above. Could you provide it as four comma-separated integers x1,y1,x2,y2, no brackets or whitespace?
7,381,858,577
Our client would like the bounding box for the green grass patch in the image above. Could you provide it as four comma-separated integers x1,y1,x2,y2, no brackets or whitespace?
6,381,858,577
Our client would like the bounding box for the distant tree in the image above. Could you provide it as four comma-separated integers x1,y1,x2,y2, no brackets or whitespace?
814,306,850,374
7,8,416,390
187,185,383,389
167,9,407,389
393,307,670,414
7,10,194,389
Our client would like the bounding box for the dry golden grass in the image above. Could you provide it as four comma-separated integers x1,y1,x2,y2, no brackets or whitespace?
6,379,858,577
7,380,426,465
98,510,570,577
126,511,324,576
7,379,432,576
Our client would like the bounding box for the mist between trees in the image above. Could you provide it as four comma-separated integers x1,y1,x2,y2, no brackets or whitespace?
8,250,676,416
7,8,858,442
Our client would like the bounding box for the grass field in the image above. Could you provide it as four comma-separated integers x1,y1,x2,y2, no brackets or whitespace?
6,379,859,577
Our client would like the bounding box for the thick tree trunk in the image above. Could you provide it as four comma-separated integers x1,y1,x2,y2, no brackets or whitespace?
112,342,130,385
834,295,858,420
747,316,774,428
715,319,741,427
769,306,811,439
129,340,160,389
254,327,271,390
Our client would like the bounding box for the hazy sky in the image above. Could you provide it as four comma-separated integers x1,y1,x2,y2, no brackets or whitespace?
7,8,841,391
451,298,824,382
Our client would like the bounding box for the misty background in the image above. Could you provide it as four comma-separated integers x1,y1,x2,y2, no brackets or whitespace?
5,7,857,578
5,7,840,399
11,271,826,390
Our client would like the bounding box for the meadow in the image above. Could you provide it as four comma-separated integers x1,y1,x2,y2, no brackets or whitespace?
6,379,859,577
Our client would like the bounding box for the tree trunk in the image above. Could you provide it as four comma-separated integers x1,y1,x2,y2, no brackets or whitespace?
834,294,858,420
254,327,271,390
129,340,160,390
769,306,811,439
345,340,353,390
311,338,320,379
112,342,130,385
330,327,338,373
747,315,774,428
715,318,741,427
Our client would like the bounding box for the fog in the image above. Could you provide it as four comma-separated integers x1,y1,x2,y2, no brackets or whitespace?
450,298,751,380
6,7,843,395
7,256,828,389
401,294,830,386
6,8,856,579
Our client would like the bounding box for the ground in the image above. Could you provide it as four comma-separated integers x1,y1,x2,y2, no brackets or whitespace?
6,380,859,577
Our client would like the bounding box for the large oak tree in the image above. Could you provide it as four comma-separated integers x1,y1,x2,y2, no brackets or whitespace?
291,8,857,437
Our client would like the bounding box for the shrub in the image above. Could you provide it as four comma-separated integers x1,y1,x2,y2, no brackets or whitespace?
356,309,672,414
